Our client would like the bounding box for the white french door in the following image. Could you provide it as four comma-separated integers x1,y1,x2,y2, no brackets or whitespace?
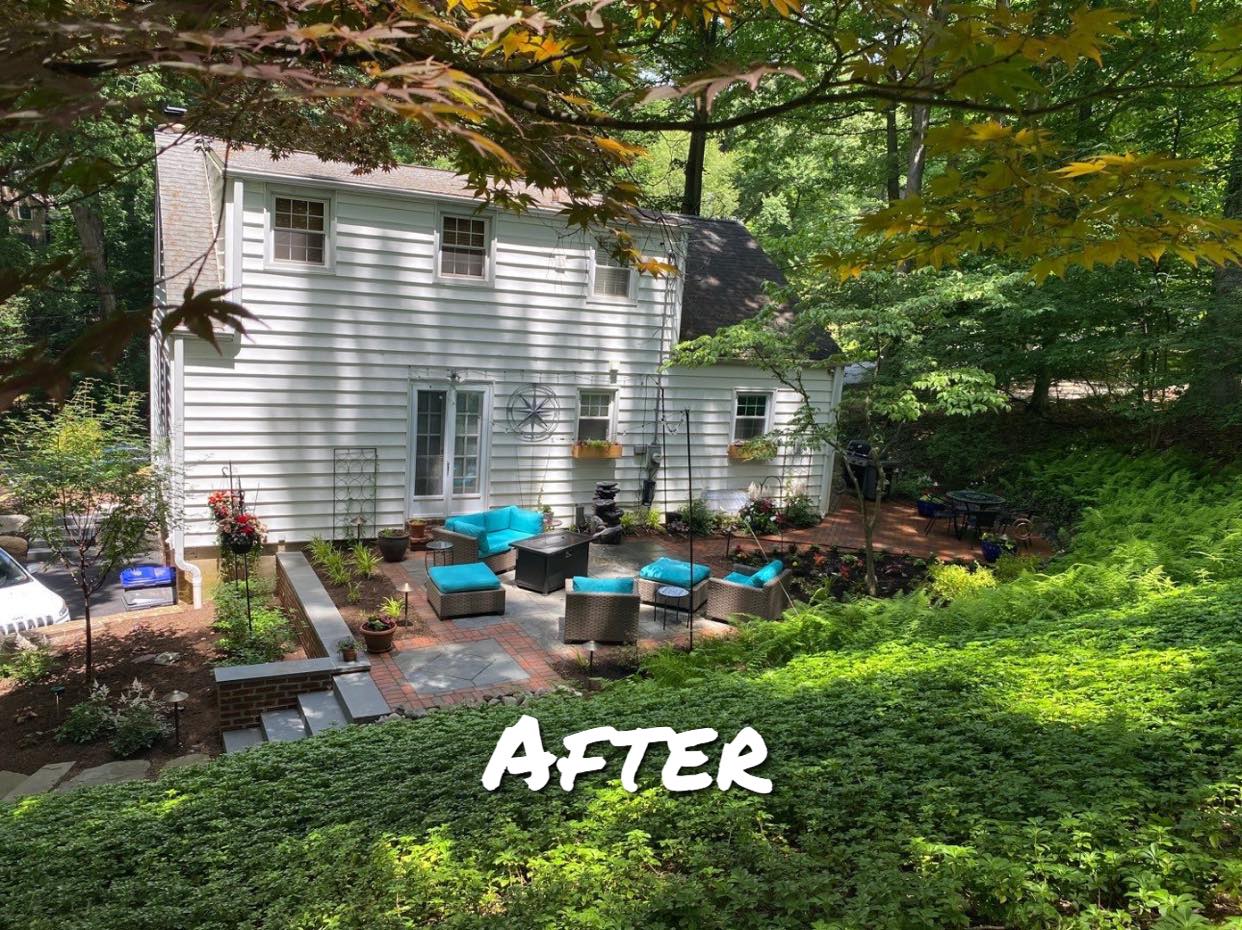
407,383,491,517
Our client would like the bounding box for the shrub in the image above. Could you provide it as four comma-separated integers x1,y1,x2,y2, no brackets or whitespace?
779,493,821,529
108,681,170,757
0,641,56,683
213,580,294,665
739,496,778,535
55,685,113,744
927,562,997,604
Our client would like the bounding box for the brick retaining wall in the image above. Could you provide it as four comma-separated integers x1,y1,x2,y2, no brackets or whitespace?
214,659,336,730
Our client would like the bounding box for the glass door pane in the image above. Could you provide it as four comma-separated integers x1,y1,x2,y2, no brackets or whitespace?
413,390,446,497
453,391,483,496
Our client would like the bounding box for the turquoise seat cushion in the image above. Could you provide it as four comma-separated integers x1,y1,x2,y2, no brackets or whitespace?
428,562,501,593
639,558,710,588
750,559,784,588
509,507,545,535
479,528,530,557
572,576,634,594
483,507,512,532
723,571,754,585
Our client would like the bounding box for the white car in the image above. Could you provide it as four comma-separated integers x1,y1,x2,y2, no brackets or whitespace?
0,547,71,636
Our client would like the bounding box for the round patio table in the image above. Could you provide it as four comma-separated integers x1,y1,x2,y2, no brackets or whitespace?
945,490,1006,539
424,539,454,572
655,585,692,630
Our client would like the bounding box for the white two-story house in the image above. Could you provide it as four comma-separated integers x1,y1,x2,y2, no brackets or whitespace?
150,130,844,566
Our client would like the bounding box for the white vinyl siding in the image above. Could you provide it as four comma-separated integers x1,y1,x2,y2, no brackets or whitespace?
172,178,840,547
272,196,326,265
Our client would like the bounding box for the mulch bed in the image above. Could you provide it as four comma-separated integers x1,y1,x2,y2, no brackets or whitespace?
304,550,427,648
0,606,222,774
734,542,939,600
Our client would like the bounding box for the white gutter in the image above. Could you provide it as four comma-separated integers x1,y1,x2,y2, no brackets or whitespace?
169,333,202,608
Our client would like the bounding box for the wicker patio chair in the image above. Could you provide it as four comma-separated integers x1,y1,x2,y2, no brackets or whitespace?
428,526,518,573
563,590,641,644
706,563,792,623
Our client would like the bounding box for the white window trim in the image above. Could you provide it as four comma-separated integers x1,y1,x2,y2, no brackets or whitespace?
263,187,335,273
586,248,637,305
434,207,495,286
575,387,618,442
730,389,774,443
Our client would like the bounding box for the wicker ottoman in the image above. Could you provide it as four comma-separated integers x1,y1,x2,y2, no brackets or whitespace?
636,576,708,613
426,563,506,620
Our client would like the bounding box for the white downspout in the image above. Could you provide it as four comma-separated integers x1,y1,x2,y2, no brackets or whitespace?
170,333,202,608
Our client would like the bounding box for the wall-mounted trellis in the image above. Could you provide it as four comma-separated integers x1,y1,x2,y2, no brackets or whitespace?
333,447,377,542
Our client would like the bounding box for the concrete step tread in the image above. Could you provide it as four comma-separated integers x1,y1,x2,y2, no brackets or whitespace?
260,708,309,743
2,761,75,801
222,727,264,754
297,690,349,735
333,671,390,722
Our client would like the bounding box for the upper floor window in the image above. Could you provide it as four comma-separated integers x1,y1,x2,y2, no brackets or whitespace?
440,215,489,278
591,252,634,300
577,390,615,441
273,196,327,265
733,392,771,441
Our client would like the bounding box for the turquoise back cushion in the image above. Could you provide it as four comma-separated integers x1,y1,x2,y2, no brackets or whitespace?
483,507,512,532
639,558,710,588
428,562,501,593
723,571,753,585
572,576,634,594
445,516,486,539
509,508,544,536
751,559,784,587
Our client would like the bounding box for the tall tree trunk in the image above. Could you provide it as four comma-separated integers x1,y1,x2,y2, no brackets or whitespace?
69,201,117,320
681,103,708,216
906,102,930,197
1187,103,1242,411
885,105,902,204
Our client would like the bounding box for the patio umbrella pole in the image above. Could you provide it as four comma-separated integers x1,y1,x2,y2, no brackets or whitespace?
684,407,693,653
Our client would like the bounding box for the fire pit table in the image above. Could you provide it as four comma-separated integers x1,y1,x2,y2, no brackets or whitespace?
511,531,593,594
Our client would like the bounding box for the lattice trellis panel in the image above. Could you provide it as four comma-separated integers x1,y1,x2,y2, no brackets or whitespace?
333,447,377,542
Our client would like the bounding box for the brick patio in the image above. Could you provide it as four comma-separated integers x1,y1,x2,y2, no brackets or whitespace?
363,497,1045,712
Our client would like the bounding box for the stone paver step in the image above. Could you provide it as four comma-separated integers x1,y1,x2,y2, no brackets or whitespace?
0,771,25,797
261,708,309,743
222,727,264,754
297,690,349,735
2,761,75,801
58,760,150,793
332,672,390,722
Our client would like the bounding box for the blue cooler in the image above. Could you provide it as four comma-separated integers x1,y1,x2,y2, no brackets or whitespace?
120,564,177,610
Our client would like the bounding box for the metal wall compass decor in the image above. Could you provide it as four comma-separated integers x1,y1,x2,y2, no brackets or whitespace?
506,384,559,442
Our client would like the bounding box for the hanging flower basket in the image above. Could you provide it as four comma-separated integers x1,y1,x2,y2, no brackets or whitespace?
229,537,255,555
218,511,266,556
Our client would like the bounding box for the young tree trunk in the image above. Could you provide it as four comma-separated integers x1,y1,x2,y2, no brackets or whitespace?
81,583,94,685
69,201,117,320
885,105,902,204
681,109,708,216
906,103,930,198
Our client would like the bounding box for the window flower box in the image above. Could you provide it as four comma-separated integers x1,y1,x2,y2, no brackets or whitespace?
728,438,778,463
572,441,622,460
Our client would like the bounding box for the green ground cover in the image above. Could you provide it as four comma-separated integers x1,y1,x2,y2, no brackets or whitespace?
2,451,1240,930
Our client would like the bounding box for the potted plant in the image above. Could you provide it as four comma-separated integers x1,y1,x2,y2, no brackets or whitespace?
338,637,359,663
728,436,778,462
360,614,396,654
916,494,947,518
980,532,1016,564
541,504,555,532
571,439,622,459
407,517,428,545
377,527,408,562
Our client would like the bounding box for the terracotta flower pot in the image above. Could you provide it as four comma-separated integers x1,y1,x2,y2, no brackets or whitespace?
341,646,358,663
360,622,396,654
407,519,429,543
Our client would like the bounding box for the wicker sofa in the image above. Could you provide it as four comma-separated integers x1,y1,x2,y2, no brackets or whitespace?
706,562,792,622
563,590,641,644
428,506,543,573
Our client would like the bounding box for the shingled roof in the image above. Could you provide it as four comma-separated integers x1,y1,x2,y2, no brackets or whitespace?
154,133,838,358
